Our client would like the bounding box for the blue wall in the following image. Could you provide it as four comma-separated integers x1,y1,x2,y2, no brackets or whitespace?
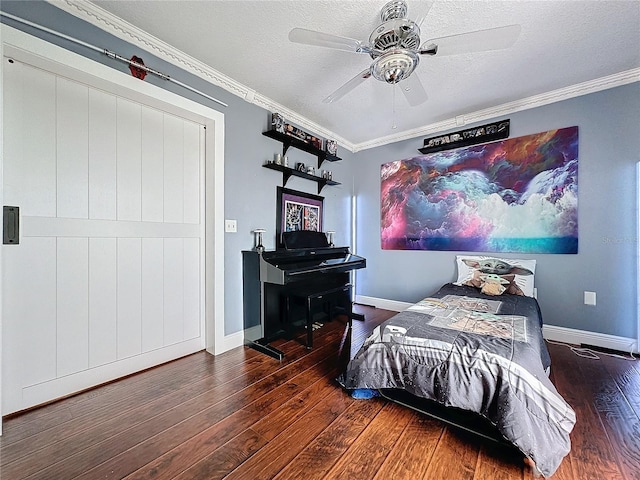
2,2,638,340
353,82,640,339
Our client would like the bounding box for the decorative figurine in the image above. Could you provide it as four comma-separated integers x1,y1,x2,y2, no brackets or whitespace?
271,113,285,133
326,231,335,247
253,229,266,253
326,139,337,156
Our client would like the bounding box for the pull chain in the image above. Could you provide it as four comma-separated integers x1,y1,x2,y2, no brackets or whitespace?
392,83,398,130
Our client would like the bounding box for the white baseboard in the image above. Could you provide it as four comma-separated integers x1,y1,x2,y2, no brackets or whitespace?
543,325,638,354
356,295,639,354
356,295,413,312
207,330,245,355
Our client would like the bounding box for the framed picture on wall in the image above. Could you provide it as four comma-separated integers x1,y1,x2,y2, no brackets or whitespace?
276,187,324,247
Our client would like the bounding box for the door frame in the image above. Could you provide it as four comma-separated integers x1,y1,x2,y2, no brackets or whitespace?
0,24,226,430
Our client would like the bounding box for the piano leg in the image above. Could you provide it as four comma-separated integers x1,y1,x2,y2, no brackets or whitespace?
305,295,313,349
247,339,285,361
334,295,365,322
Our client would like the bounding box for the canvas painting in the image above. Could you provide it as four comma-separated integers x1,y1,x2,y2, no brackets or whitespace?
380,126,579,254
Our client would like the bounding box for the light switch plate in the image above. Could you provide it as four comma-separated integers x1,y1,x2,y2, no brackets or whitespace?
225,219,237,233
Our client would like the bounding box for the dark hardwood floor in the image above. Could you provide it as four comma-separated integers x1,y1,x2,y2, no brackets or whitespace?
1,305,639,479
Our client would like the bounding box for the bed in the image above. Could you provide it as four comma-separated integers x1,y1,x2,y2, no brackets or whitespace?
337,256,576,478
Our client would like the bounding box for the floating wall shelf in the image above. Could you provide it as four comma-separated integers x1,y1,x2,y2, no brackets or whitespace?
262,130,341,169
262,163,340,194
262,129,342,193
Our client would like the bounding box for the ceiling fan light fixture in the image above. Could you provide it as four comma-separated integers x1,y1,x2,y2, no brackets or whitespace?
371,49,419,84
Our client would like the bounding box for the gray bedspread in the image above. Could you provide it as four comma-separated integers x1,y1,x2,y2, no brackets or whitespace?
338,283,575,477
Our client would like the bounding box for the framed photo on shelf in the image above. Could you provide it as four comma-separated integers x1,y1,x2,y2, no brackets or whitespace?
276,187,324,247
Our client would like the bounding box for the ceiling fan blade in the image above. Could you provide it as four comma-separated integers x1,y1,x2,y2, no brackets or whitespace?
420,24,521,56
289,28,365,53
400,74,428,107
323,69,372,104
412,1,434,28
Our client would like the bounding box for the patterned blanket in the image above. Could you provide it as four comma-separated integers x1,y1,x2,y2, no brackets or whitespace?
338,283,575,477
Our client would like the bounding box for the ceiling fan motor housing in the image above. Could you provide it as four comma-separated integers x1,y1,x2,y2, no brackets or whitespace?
368,0,421,84
370,18,421,53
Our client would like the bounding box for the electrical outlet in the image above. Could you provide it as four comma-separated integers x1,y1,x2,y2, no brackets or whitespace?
225,219,237,233
584,291,596,306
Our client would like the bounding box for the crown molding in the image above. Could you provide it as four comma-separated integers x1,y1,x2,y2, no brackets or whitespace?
48,0,356,151
352,68,640,152
47,1,639,154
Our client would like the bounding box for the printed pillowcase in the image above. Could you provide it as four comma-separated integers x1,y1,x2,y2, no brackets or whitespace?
454,255,536,297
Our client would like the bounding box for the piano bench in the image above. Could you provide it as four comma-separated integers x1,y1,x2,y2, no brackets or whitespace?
284,284,353,349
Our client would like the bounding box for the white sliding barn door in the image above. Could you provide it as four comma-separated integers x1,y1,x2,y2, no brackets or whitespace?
1,39,215,415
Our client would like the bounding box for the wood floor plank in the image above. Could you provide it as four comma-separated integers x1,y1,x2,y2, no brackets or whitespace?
0,349,274,479
12,350,290,480
600,354,640,421
472,442,525,480
0,349,263,466
72,331,347,480
372,413,444,480
0,351,217,442
170,374,346,480
273,396,386,480
322,401,415,480
549,448,577,480
171,428,270,480
222,386,353,480
122,350,342,479
599,354,640,479
575,350,640,480
422,428,481,480
0,346,263,451
548,343,627,480
1,307,634,480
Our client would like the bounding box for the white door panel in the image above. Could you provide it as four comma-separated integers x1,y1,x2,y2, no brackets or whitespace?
2,237,57,394
141,238,164,353
88,238,117,368
183,122,202,225
163,115,185,224
116,99,142,222
57,78,89,219
89,90,117,221
184,237,201,340
164,237,185,345
3,61,57,217
2,47,208,415
116,238,143,360
141,108,165,223
56,238,90,376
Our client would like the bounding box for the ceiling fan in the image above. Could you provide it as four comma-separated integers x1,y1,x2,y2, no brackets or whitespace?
288,0,521,107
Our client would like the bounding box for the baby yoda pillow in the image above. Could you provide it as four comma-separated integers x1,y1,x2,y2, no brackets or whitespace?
454,255,536,297
478,273,511,296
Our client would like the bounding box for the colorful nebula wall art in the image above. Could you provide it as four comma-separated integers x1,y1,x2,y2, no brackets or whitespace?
381,126,579,254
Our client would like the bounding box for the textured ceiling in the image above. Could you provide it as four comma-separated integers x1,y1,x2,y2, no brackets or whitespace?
76,0,639,149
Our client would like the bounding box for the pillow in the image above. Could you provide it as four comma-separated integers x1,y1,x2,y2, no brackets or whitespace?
454,255,536,297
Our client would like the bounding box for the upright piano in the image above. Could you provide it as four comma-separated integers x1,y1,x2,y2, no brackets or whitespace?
242,230,366,359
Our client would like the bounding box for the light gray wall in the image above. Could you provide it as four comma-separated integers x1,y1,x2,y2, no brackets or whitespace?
0,1,356,337
352,82,640,339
